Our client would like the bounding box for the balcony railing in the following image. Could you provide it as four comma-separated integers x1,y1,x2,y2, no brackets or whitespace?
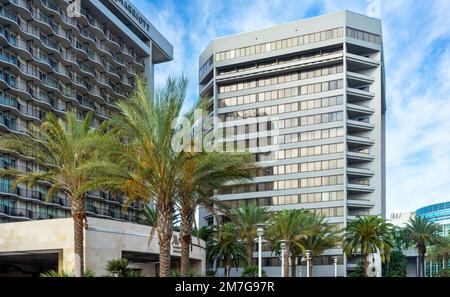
0,205,67,220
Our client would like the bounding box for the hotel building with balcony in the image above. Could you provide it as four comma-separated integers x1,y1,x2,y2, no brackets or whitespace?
198,10,386,277
0,0,172,224
0,0,207,277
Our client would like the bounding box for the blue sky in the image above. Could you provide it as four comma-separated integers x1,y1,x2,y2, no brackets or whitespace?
133,0,450,215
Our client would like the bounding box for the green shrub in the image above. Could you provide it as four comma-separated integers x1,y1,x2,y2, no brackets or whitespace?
171,268,202,277
385,251,407,277
40,269,95,277
347,261,366,277
241,266,267,277
105,258,141,277
438,268,450,277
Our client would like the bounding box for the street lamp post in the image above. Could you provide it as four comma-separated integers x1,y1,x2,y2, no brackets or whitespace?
256,224,265,278
305,250,312,277
280,240,287,277
332,256,339,277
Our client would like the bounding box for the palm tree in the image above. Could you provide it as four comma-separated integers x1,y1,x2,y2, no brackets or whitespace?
90,76,189,277
392,226,409,251
0,112,104,277
105,258,141,277
208,222,247,277
296,214,341,277
231,203,269,268
193,226,214,243
176,151,254,276
266,209,313,277
404,216,442,277
288,242,302,277
141,204,180,231
428,236,450,270
385,250,407,277
173,96,254,276
342,215,393,277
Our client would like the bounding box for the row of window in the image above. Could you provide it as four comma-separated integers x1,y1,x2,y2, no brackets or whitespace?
0,90,47,121
3,39,127,101
273,159,344,176
1,2,143,68
277,111,343,129
277,142,345,160
314,206,344,218
219,95,344,121
215,27,344,62
346,27,382,45
0,188,141,221
223,113,343,142
348,209,370,216
221,190,345,209
1,25,134,85
217,48,343,76
220,191,344,208
0,70,109,126
349,178,370,186
274,174,344,190
220,79,344,108
220,131,344,157
0,28,130,107
273,191,345,206
252,158,344,177
199,55,214,77
0,197,69,220
0,112,29,133
220,174,343,194
222,120,275,135
252,143,344,162
218,64,343,93
221,128,342,152
277,127,344,145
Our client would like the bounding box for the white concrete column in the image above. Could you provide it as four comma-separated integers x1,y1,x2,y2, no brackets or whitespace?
144,41,154,97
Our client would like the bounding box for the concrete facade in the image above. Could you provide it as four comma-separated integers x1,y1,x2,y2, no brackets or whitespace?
198,11,386,276
0,218,206,276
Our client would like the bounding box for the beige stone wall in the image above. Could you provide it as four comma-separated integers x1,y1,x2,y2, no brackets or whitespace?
0,218,76,273
0,218,206,276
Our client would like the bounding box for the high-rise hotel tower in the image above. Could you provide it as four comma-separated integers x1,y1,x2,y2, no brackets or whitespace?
0,0,173,224
198,11,386,276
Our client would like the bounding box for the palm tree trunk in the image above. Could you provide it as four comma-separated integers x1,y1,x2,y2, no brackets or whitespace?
309,260,313,277
290,254,296,277
246,241,254,267
418,253,423,277
284,243,289,277
224,257,230,277
71,196,85,277
180,209,195,277
419,248,425,277
417,244,427,277
364,253,369,277
156,203,174,277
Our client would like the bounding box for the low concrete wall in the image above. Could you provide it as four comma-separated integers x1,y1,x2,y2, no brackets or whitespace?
0,217,206,276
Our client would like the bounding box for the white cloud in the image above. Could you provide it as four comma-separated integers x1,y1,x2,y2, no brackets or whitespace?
382,0,450,214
